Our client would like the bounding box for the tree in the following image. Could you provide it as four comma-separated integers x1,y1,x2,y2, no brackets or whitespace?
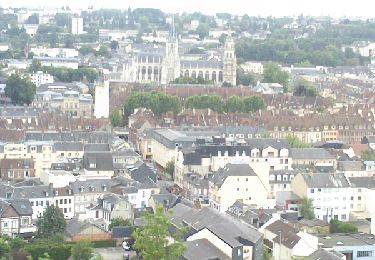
263,246,272,260
5,74,36,105
0,237,10,258
362,149,375,161
298,197,315,220
110,110,123,127
243,96,266,112
71,240,93,260
226,96,245,113
108,217,133,230
293,79,318,97
26,14,39,24
36,205,66,239
329,220,358,233
286,135,311,148
263,63,290,92
196,23,209,39
237,68,256,86
98,46,110,57
132,206,186,260
165,161,175,178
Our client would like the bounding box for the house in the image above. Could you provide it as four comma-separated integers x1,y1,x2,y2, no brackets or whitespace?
0,158,35,182
0,199,35,238
269,170,300,198
263,219,318,260
290,148,337,169
54,142,84,159
81,193,133,230
348,177,375,215
70,179,111,215
317,233,375,260
182,173,209,205
291,172,351,222
308,249,345,260
183,239,231,260
209,163,269,213
66,218,111,242
82,152,114,177
181,207,263,260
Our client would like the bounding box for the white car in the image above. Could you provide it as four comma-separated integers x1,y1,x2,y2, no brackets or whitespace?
122,241,130,251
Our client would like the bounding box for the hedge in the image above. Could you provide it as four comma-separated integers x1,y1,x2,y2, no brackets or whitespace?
25,243,72,260
91,239,116,248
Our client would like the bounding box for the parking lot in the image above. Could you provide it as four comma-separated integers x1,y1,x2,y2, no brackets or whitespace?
95,247,136,260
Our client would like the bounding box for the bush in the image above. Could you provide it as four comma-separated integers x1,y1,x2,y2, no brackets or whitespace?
329,220,358,233
25,243,71,260
91,240,116,248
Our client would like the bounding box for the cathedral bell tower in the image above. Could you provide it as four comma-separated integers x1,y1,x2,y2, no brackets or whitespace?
223,31,237,86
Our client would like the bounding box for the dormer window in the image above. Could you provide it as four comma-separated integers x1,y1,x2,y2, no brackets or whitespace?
89,163,96,168
79,186,84,193
55,190,59,196
68,189,72,195
44,191,49,197
102,184,107,191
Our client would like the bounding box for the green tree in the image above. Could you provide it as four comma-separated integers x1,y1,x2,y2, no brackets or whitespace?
299,197,315,220
226,96,245,113
263,246,272,260
293,79,319,97
243,96,266,112
236,68,256,86
98,45,110,57
71,240,93,260
0,237,10,258
38,252,53,260
165,161,175,178
5,74,36,105
36,205,66,239
26,14,39,24
108,217,133,230
329,220,358,233
286,135,311,148
361,149,375,161
196,23,209,39
110,110,123,127
263,63,290,92
132,206,186,260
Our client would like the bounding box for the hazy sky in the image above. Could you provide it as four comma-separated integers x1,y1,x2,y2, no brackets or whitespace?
1,0,374,18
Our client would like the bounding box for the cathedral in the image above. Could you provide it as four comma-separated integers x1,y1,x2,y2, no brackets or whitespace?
121,33,237,86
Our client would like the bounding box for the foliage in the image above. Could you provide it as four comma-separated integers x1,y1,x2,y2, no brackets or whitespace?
171,76,213,85
38,252,53,260
226,96,245,113
132,206,186,260
26,14,39,24
361,149,375,161
236,68,257,86
28,65,98,83
36,205,66,239
108,217,133,231
71,240,93,260
262,63,290,92
25,242,71,260
124,92,182,117
79,45,97,56
91,240,117,248
298,197,315,220
185,95,226,113
0,237,10,258
9,237,26,251
243,96,266,112
196,23,209,39
329,220,358,233
165,161,175,177
5,74,36,105
110,110,123,127
263,246,272,260
293,79,319,97
286,135,311,148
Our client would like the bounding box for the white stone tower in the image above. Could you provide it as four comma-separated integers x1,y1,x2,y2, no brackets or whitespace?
223,31,237,86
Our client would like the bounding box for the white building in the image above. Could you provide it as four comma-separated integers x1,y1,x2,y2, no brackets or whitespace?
291,173,352,222
71,17,84,35
94,80,109,118
30,47,79,58
241,61,264,74
28,71,54,87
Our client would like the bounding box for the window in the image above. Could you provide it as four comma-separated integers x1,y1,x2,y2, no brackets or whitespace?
358,196,362,201
30,201,34,206
351,196,354,200
246,178,248,181
237,188,239,191
318,188,321,192
3,222,8,228
341,214,346,220
310,189,314,193
357,251,372,257
8,170,14,178
40,201,43,206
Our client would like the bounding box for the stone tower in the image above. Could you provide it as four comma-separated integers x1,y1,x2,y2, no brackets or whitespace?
161,37,180,84
223,31,237,86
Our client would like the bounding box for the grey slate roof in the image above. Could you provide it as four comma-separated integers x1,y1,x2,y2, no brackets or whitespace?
183,239,230,260
348,177,375,189
7,199,33,215
210,163,257,188
130,163,157,184
247,138,289,150
66,218,107,237
183,207,262,246
84,143,110,152
290,148,335,160
54,142,83,151
83,152,114,171
301,173,350,188
70,179,111,194
308,249,345,260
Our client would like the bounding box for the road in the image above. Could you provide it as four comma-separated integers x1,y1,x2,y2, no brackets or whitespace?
95,247,136,260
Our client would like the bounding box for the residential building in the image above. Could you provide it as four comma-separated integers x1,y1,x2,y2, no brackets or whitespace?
82,152,114,178
34,57,79,69
241,61,264,74
28,71,54,87
291,172,351,222
209,163,269,213
0,158,35,182
290,148,337,169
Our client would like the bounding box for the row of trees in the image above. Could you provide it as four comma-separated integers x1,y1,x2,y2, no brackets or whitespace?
123,92,267,117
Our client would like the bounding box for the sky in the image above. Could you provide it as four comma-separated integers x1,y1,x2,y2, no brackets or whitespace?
1,0,374,18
